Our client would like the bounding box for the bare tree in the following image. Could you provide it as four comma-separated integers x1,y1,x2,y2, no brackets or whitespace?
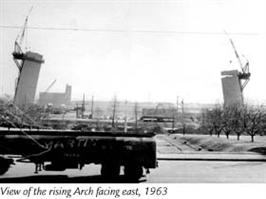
181,100,186,135
243,106,263,142
229,105,243,141
222,106,232,139
203,105,224,137
259,112,266,136
200,108,214,136
201,103,266,142
212,105,224,138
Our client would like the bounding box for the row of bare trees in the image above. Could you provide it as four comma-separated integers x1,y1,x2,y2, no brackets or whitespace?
201,104,266,142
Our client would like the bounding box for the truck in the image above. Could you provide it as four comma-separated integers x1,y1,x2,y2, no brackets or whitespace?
0,129,157,181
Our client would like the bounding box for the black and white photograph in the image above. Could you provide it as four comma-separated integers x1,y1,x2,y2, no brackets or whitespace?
0,0,266,185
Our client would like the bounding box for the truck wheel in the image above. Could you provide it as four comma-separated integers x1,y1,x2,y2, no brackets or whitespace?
101,162,120,178
0,166,9,175
124,164,143,181
0,157,13,175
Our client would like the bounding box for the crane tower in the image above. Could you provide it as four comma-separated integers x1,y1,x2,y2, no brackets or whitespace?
12,8,44,107
221,36,250,107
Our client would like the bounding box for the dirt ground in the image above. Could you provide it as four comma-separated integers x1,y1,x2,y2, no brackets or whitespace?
168,134,266,154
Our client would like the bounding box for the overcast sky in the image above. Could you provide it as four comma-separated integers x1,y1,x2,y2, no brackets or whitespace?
0,0,266,104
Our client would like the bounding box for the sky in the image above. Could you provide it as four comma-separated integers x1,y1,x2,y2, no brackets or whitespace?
0,0,266,104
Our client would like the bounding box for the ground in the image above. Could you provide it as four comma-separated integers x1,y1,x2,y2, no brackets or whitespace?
167,133,266,154
0,133,265,182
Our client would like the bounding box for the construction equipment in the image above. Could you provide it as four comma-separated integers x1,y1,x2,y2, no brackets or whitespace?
44,79,57,93
12,7,44,106
227,37,251,90
1,7,158,181
12,6,34,73
221,33,251,106
0,129,157,180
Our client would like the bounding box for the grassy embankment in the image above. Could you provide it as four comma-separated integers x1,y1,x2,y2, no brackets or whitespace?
170,134,266,154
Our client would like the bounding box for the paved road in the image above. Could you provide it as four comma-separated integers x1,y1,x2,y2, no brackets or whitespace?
0,134,265,183
148,160,266,183
1,159,266,183
152,135,266,182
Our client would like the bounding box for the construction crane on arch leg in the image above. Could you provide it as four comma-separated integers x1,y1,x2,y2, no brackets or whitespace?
13,6,34,73
225,32,251,91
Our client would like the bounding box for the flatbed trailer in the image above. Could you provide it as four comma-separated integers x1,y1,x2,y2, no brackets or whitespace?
0,129,157,180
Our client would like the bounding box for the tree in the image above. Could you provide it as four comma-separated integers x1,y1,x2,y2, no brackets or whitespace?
244,106,263,142
229,105,243,141
200,102,266,142
259,112,266,136
212,105,224,138
200,108,215,136
222,106,232,139
203,105,224,137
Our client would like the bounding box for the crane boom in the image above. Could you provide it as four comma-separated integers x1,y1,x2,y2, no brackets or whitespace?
228,38,244,72
14,6,33,54
224,32,251,92
44,79,56,93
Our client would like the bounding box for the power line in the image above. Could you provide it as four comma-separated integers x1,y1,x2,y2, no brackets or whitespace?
0,25,262,36
0,0,208,3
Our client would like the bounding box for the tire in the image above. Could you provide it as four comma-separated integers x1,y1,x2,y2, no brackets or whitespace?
124,164,143,181
0,165,9,175
101,162,120,178
0,157,13,175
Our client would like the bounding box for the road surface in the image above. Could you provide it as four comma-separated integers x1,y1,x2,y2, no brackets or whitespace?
0,134,265,183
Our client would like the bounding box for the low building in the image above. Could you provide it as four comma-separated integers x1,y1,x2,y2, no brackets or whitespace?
39,84,71,107
142,108,175,118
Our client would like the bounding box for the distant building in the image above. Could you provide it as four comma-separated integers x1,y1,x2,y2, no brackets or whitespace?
140,115,174,123
13,51,44,107
39,84,72,107
221,70,243,106
142,108,175,118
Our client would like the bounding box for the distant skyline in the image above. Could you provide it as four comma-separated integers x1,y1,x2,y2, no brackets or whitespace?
1,0,266,104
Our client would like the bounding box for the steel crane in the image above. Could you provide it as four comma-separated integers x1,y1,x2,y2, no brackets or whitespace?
44,79,57,93
227,34,251,91
12,6,34,72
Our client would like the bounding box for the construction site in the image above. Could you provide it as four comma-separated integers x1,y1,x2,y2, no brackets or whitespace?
0,1,266,184
0,8,253,131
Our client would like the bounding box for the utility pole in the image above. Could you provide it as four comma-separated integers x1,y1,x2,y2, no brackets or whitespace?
172,105,175,131
176,96,179,123
181,99,185,135
111,96,117,128
172,96,179,131
90,95,94,119
124,100,128,133
134,102,138,130
82,94,85,119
